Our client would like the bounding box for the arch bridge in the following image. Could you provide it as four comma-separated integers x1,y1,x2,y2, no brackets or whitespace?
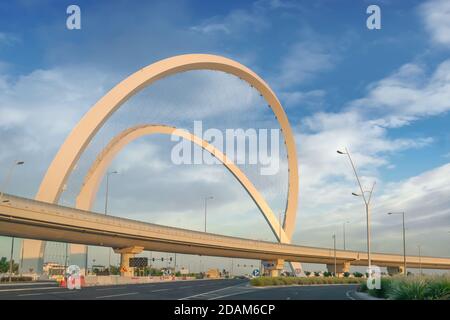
20,54,300,276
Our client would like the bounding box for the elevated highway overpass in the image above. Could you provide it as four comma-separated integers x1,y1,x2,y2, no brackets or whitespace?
2,193,450,275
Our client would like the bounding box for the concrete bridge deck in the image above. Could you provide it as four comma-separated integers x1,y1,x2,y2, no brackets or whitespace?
1,193,450,270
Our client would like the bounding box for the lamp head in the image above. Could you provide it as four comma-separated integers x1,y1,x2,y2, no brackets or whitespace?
337,150,346,155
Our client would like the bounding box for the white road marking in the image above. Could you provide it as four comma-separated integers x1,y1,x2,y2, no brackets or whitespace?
346,290,356,300
151,288,169,292
178,286,192,289
52,290,79,294
17,292,44,297
0,282,56,287
96,292,138,299
253,283,360,289
179,282,247,300
208,290,254,300
95,287,127,291
0,286,61,292
15,289,78,296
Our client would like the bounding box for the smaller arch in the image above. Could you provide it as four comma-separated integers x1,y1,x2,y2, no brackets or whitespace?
76,124,290,243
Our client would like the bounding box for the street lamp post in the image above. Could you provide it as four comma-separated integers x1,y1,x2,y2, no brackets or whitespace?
204,196,214,232
104,170,118,216
174,253,177,273
1,160,25,282
105,170,118,269
200,187,212,276
333,234,337,277
9,238,15,282
337,148,375,269
387,211,407,276
0,160,25,202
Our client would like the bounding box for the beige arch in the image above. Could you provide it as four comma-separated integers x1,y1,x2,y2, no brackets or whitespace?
35,54,298,238
76,124,290,242
22,54,299,274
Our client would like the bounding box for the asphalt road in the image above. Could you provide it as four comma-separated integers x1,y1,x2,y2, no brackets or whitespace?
0,279,360,300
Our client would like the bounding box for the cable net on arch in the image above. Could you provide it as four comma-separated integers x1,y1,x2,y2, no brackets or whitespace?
60,70,290,243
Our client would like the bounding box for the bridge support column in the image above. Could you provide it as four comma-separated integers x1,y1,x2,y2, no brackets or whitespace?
326,262,351,277
266,259,285,277
387,266,405,276
114,246,144,277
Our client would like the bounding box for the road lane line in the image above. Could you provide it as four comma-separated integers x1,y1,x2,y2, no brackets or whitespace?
178,286,192,289
0,282,56,287
179,282,246,300
208,290,254,300
96,292,138,299
95,287,127,291
0,286,61,292
18,292,45,297
346,290,356,300
16,290,78,297
52,290,79,294
151,288,169,292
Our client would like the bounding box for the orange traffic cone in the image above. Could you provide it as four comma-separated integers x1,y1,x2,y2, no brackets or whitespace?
59,277,67,288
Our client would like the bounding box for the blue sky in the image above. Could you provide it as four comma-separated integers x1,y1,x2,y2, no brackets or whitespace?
0,0,449,272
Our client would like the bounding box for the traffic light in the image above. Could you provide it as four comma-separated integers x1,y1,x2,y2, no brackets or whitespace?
161,257,164,262
170,257,173,261
152,258,155,262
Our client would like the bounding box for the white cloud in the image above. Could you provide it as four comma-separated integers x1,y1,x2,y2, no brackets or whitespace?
280,89,326,109
190,0,305,36
298,110,432,177
420,0,450,47
295,162,450,258
190,8,268,35
348,59,450,127
0,32,20,47
277,41,335,87
0,67,113,157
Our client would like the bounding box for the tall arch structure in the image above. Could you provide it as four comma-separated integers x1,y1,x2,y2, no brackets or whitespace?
21,54,299,275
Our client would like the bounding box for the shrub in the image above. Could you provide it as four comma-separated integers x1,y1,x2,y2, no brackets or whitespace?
0,276,33,282
343,272,350,278
250,276,364,287
425,280,450,300
305,271,311,277
353,272,363,278
367,277,393,298
359,281,368,292
388,278,427,300
358,274,450,300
